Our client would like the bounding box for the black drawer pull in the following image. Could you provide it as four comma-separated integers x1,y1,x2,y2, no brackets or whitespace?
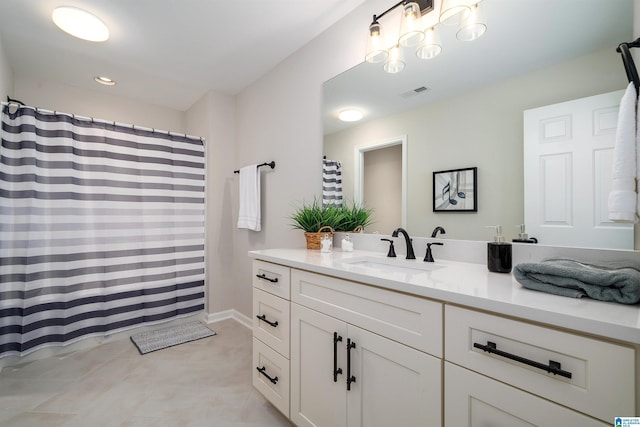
256,273,278,283
346,338,357,390
256,314,278,328
256,366,279,384
473,341,572,379
333,332,343,382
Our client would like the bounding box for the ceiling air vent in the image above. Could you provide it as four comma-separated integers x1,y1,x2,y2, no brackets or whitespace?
400,86,429,99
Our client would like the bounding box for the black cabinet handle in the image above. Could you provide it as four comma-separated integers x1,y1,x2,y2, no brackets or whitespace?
256,366,279,384
256,273,278,283
346,338,357,390
333,332,343,382
256,314,278,328
473,341,572,379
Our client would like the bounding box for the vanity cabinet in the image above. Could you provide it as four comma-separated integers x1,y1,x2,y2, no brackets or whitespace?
444,305,636,425
251,256,638,427
288,269,442,427
290,303,441,427
251,260,291,417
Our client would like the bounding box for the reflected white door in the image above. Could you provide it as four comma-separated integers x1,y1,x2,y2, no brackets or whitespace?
523,90,633,249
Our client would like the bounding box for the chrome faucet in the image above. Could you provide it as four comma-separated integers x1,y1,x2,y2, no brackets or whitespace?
391,227,416,260
431,226,446,238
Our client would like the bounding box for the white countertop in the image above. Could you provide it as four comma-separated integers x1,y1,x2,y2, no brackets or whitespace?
249,248,640,344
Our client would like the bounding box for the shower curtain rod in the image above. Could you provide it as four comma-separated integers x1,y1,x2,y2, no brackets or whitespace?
1,101,205,143
617,38,640,94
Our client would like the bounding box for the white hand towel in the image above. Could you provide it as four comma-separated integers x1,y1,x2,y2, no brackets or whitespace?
237,165,261,231
608,82,638,223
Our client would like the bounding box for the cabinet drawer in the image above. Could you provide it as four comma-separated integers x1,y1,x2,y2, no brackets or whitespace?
445,305,635,422
253,288,290,357
291,269,442,357
253,337,290,418
444,362,608,427
253,260,290,299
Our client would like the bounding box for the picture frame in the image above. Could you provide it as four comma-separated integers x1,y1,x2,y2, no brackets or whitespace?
433,167,477,212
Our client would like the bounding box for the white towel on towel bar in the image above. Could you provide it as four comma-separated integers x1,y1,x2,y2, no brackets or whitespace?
608,82,638,223
237,165,261,231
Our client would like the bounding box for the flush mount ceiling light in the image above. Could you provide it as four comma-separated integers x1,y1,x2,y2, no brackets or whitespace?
365,0,486,73
94,76,116,86
52,6,109,42
338,109,364,122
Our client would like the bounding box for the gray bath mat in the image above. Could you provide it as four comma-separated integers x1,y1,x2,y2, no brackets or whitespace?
130,321,216,355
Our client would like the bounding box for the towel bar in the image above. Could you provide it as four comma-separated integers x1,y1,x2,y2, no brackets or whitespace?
234,161,275,174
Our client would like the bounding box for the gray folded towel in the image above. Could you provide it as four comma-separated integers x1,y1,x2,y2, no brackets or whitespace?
513,258,640,304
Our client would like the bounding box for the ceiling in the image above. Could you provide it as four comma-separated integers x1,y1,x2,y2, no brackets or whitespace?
0,0,366,111
323,0,634,134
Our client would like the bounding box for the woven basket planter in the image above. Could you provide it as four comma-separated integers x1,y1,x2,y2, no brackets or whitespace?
304,226,333,250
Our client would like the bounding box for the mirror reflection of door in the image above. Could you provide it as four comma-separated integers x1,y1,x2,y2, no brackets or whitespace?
364,145,402,233
523,90,634,249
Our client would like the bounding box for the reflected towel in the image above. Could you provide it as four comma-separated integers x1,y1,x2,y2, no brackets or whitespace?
322,159,342,207
608,82,638,223
513,258,640,304
237,165,261,231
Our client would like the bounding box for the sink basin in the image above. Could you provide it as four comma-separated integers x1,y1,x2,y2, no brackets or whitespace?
340,256,445,275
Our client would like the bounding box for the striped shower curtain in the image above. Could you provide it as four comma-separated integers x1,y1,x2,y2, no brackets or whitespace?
0,105,206,357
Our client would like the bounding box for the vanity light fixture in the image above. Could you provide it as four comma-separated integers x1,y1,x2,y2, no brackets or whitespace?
52,6,109,42
456,2,486,41
365,0,486,73
94,76,116,86
338,109,364,122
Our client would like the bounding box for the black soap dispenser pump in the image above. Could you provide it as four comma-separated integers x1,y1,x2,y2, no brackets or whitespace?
486,225,512,273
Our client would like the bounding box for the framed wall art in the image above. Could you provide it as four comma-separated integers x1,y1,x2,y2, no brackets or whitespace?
433,167,477,212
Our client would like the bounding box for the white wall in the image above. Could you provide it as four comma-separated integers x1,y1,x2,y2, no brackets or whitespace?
0,34,14,101
325,48,626,242
232,0,390,317
185,90,237,315
13,75,185,132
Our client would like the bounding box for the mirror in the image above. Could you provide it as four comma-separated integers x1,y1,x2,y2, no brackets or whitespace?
323,0,638,249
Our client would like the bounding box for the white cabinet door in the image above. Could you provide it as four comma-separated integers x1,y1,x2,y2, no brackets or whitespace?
445,363,608,427
346,325,442,427
291,303,347,427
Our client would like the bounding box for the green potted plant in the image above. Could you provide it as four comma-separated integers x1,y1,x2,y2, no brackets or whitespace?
290,198,374,249
289,198,345,249
336,200,374,233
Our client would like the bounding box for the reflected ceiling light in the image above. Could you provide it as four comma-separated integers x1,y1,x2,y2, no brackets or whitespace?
457,3,487,41
52,7,109,42
364,0,486,73
94,76,116,86
338,109,364,122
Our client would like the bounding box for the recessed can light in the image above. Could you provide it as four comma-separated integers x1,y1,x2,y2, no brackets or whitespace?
52,7,109,42
94,76,116,86
338,109,364,122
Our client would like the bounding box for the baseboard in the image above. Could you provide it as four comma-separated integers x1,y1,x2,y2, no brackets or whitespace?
203,309,252,330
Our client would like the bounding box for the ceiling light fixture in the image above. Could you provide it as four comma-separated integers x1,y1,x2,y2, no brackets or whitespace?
365,0,486,73
52,6,109,42
94,76,116,86
338,109,364,122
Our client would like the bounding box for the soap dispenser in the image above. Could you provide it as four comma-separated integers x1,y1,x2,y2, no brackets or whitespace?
512,224,538,244
341,234,354,252
486,225,512,273
320,233,333,253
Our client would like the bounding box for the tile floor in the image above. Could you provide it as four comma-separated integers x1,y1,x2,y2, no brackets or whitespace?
0,319,293,427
